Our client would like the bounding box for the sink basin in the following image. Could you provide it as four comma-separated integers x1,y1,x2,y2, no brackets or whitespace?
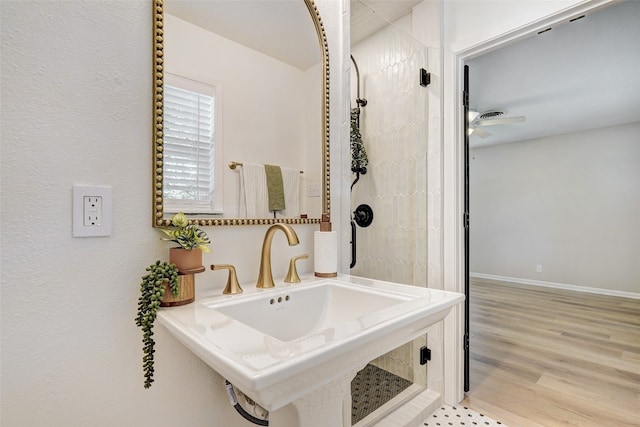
158,275,464,425
211,280,411,342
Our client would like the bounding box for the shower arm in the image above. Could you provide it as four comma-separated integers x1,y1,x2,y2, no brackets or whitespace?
350,55,367,107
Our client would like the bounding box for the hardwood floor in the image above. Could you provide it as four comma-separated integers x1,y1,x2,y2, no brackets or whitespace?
461,278,640,427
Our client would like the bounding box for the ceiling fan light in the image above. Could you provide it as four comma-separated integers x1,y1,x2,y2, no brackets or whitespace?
479,110,506,120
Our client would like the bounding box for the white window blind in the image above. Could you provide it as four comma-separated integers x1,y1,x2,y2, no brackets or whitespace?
163,74,222,214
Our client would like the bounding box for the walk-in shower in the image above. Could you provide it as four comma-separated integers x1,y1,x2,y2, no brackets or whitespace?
349,0,434,424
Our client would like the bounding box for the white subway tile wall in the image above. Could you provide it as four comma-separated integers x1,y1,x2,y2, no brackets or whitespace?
351,13,442,396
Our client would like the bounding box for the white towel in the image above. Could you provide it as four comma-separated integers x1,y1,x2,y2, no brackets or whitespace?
238,163,301,218
238,162,269,218
277,167,301,218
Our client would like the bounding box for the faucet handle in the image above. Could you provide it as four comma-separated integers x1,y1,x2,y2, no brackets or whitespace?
211,264,243,295
284,254,309,283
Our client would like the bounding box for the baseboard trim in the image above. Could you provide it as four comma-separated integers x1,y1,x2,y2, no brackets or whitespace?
470,273,640,300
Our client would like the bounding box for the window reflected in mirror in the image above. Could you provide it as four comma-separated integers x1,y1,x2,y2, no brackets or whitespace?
163,73,223,215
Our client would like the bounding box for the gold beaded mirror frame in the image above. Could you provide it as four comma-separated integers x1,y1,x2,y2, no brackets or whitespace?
152,0,330,227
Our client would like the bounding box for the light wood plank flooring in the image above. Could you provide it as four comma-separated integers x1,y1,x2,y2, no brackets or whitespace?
461,278,640,427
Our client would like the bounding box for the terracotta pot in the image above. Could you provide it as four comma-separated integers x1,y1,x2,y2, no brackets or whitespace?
160,275,195,307
169,247,204,273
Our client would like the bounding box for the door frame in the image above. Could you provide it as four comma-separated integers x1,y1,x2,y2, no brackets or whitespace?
441,0,615,405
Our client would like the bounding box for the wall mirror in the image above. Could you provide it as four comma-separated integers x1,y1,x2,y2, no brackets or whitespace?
152,0,330,226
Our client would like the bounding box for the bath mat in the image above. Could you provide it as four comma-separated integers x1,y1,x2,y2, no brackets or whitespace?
423,405,507,426
351,364,412,425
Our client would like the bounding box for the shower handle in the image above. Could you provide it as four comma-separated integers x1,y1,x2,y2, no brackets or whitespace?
353,204,374,228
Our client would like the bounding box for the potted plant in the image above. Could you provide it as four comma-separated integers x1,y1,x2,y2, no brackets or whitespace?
135,260,179,388
160,212,211,272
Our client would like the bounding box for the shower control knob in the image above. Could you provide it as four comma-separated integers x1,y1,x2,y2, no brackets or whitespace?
353,204,374,228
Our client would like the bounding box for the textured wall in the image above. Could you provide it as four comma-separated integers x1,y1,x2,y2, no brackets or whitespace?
0,1,344,425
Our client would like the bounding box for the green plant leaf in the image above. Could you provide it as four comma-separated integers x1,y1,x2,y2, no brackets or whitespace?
135,260,179,388
158,212,211,252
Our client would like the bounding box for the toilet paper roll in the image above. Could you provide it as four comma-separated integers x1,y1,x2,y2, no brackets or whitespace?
314,231,337,277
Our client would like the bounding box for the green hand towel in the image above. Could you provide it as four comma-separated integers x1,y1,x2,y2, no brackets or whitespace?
264,164,286,212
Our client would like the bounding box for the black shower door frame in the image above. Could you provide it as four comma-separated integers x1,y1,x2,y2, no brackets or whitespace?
463,64,471,392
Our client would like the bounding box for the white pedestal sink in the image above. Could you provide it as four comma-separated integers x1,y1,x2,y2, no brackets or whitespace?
158,275,464,426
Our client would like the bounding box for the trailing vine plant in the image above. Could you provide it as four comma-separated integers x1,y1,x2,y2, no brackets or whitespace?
135,260,179,388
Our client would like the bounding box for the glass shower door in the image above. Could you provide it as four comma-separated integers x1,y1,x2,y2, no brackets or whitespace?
349,1,438,424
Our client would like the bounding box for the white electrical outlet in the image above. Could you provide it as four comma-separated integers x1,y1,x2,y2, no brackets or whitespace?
536,264,543,273
308,183,321,198
83,196,103,226
73,185,112,237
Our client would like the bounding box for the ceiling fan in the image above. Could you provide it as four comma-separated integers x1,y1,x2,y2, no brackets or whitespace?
468,109,526,138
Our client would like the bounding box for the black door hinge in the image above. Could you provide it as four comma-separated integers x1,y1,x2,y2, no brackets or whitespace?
419,346,431,365
464,333,470,351
463,211,469,229
420,68,431,87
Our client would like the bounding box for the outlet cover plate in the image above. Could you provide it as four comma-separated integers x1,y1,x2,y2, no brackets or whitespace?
73,185,112,237
308,183,321,198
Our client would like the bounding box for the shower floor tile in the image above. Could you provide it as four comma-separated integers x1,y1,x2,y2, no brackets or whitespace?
423,405,506,426
351,364,412,425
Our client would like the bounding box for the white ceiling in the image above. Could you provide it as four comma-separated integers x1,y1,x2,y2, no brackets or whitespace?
165,0,319,70
467,0,640,148
350,0,421,45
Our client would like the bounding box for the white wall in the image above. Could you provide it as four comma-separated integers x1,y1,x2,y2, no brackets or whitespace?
165,14,322,218
443,0,585,52
470,122,640,294
0,1,344,426
302,61,324,217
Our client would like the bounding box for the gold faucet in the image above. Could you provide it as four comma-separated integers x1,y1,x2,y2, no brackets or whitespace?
284,254,309,283
257,224,300,289
211,264,243,295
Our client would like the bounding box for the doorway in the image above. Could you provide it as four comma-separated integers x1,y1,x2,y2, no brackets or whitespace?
442,0,622,406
